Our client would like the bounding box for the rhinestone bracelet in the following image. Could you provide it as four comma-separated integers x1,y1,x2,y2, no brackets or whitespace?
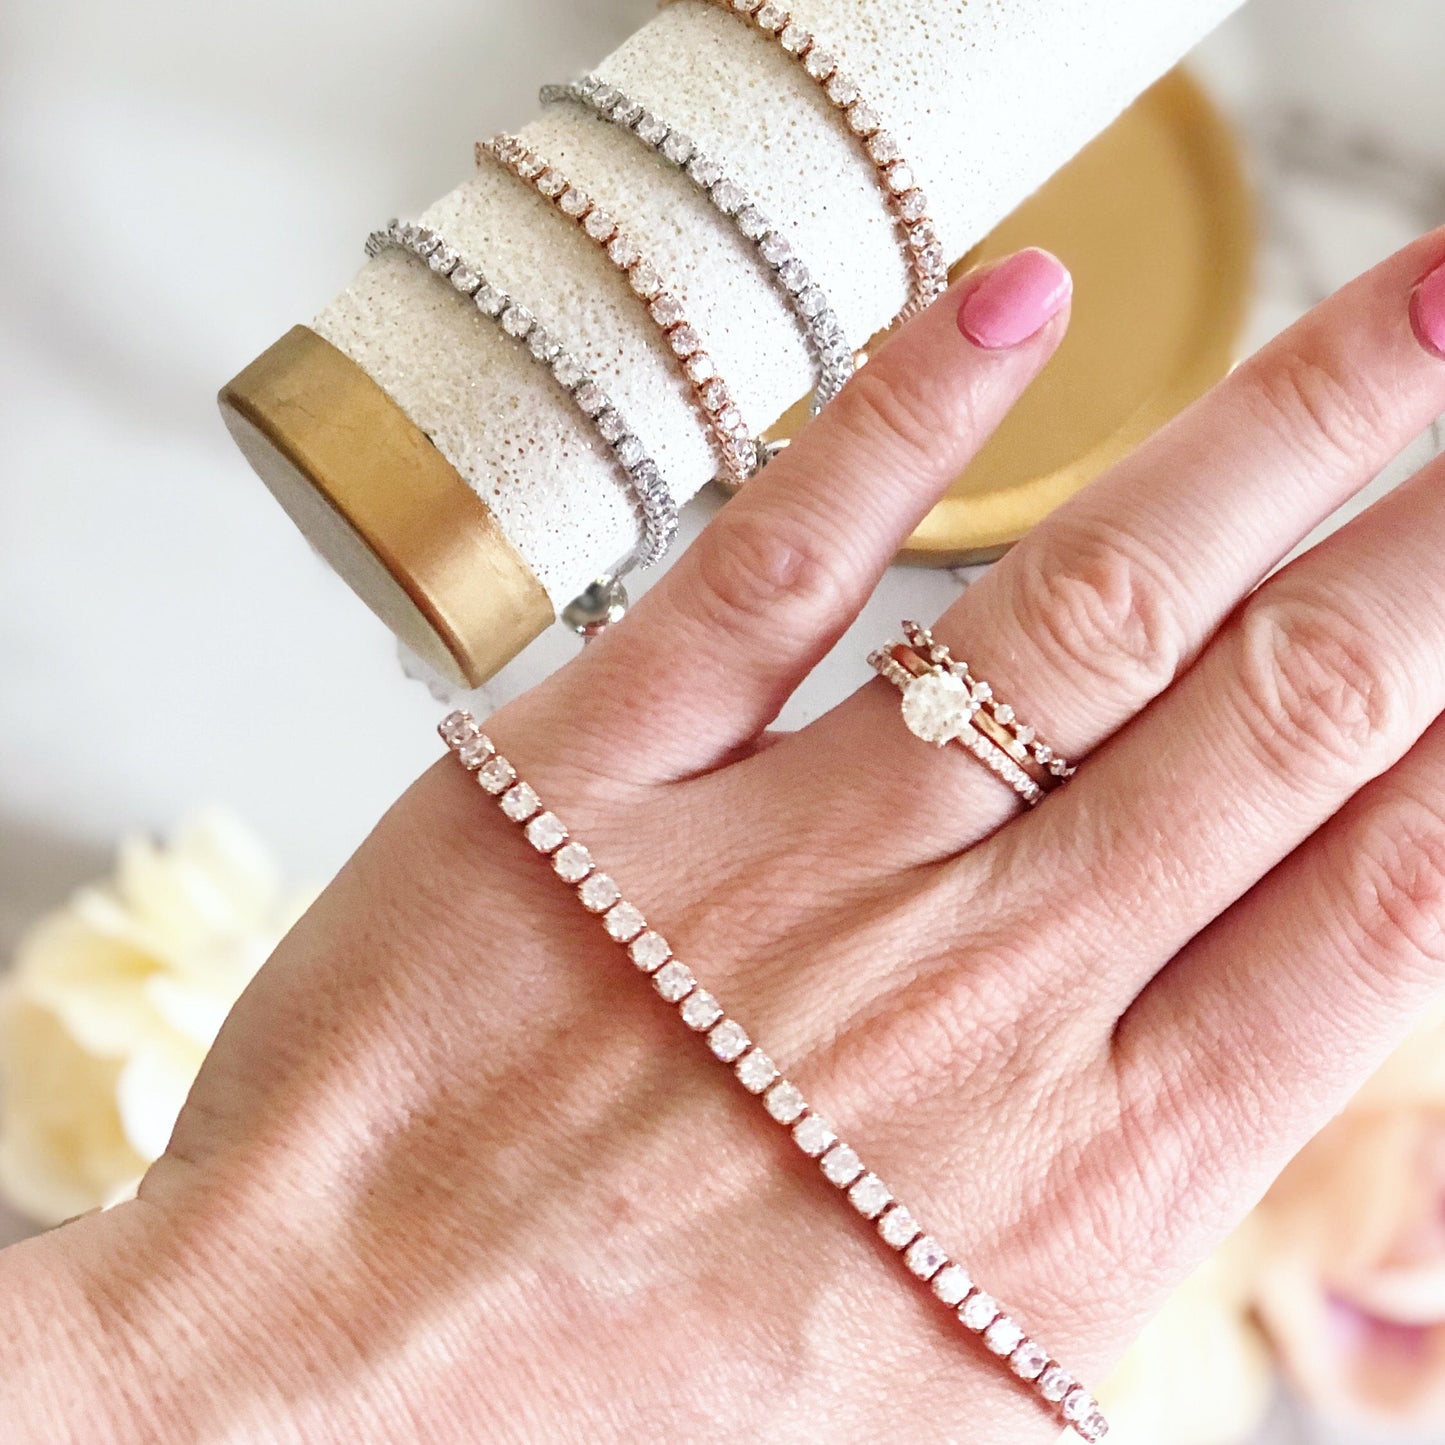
479,134,764,484
540,75,855,413
438,709,1109,1442
365,220,678,567
684,0,948,320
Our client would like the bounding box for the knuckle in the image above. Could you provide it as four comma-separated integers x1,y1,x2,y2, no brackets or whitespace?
1233,587,1401,779
832,357,977,478
1241,342,1393,473
688,503,850,640
1340,796,1445,985
1009,526,1185,697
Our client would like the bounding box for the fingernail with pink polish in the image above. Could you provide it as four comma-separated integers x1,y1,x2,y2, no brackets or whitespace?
1411,258,1445,360
957,248,1072,350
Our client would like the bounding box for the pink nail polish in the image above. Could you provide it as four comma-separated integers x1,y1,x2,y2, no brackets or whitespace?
957,248,1072,350
1411,258,1445,360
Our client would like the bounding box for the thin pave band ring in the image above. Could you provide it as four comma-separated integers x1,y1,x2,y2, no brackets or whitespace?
683,0,948,321
479,133,764,485
539,75,856,413
438,709,1109,1442
364,220,679,568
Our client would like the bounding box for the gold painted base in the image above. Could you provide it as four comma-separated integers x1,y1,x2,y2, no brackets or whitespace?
218,327,553,687
761,67,1254,564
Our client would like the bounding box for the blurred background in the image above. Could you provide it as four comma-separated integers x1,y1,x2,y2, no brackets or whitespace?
1,1,1443,1440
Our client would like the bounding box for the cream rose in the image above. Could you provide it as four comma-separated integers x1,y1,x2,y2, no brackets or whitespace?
1096,1222,1274,1445
1248,996,1445,1429
0,812,312,1224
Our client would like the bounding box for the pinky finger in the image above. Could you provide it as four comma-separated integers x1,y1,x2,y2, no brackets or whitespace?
1114,713,1445,1249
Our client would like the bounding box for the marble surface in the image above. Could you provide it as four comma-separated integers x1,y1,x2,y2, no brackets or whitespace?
1,0,1443,1437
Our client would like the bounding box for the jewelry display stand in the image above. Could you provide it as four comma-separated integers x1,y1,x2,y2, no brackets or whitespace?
219,0,1243,686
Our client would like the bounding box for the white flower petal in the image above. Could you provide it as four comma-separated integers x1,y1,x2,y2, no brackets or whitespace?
116,1039,204,1163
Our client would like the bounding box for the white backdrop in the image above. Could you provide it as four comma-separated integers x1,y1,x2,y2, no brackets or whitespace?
2,1,1443,1439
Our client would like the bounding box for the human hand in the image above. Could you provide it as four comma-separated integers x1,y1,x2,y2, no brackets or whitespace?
11,234,1445,1444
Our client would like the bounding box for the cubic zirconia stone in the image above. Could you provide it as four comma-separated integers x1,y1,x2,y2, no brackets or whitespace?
1076,1407,1109,1442
708,1019,750,1062
669,326,701,358
1010,1340,1048,1380
651,295,685,328
428,245,458,273
877,1206,919,1250
603,902,646,942
826,72,858,106
525,812,567,853
653,959,696,1002
867,131,902,164
680,989,723,1031
820,1143,863,1188
984,1317,1024,1356
501,305,533,338
1062,1388,1096,1425
759,232,791,266
735,1049,778,1094
439,710,474,745
960,1292,998,1332
684,352,716,384
901,669,975,745
553,354,586,389
791,1114,835,1157
661,132,694,165
931,1263,971,1306
736,207,768,240
608,235,641,269
578,872,621,913
573,381,606,416
897,189,928,222
755,4,787,31
612,99,643,126
904,1236,948,1281
847,102,880,135
687,155,723,187
710,180,745,214
1050,757,1070,777
537,169,566,196
779,22,810,52
629,931,670,972
559,188,590,217
477,757,516,794
699,377,729,413
529,328,560,362
552,841,592,883
778,259,808,293
475,283,507,316
886,163,914,194
1037,1366,1073,1404
596,409,627,443
763,1080,806,1124
846,1173,891,1219
803,46,836,79
636,113,668,146
515,153,543,179
629,263,662,298
800,287,828,318
450,266,479,294
499,783,541,822
583,209,616,241
457,734,495,769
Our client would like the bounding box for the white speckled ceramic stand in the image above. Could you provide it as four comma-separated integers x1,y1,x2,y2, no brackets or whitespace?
315,0,1242,613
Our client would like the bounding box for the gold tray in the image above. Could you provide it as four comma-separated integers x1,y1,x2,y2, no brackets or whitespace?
761,66,1254,565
